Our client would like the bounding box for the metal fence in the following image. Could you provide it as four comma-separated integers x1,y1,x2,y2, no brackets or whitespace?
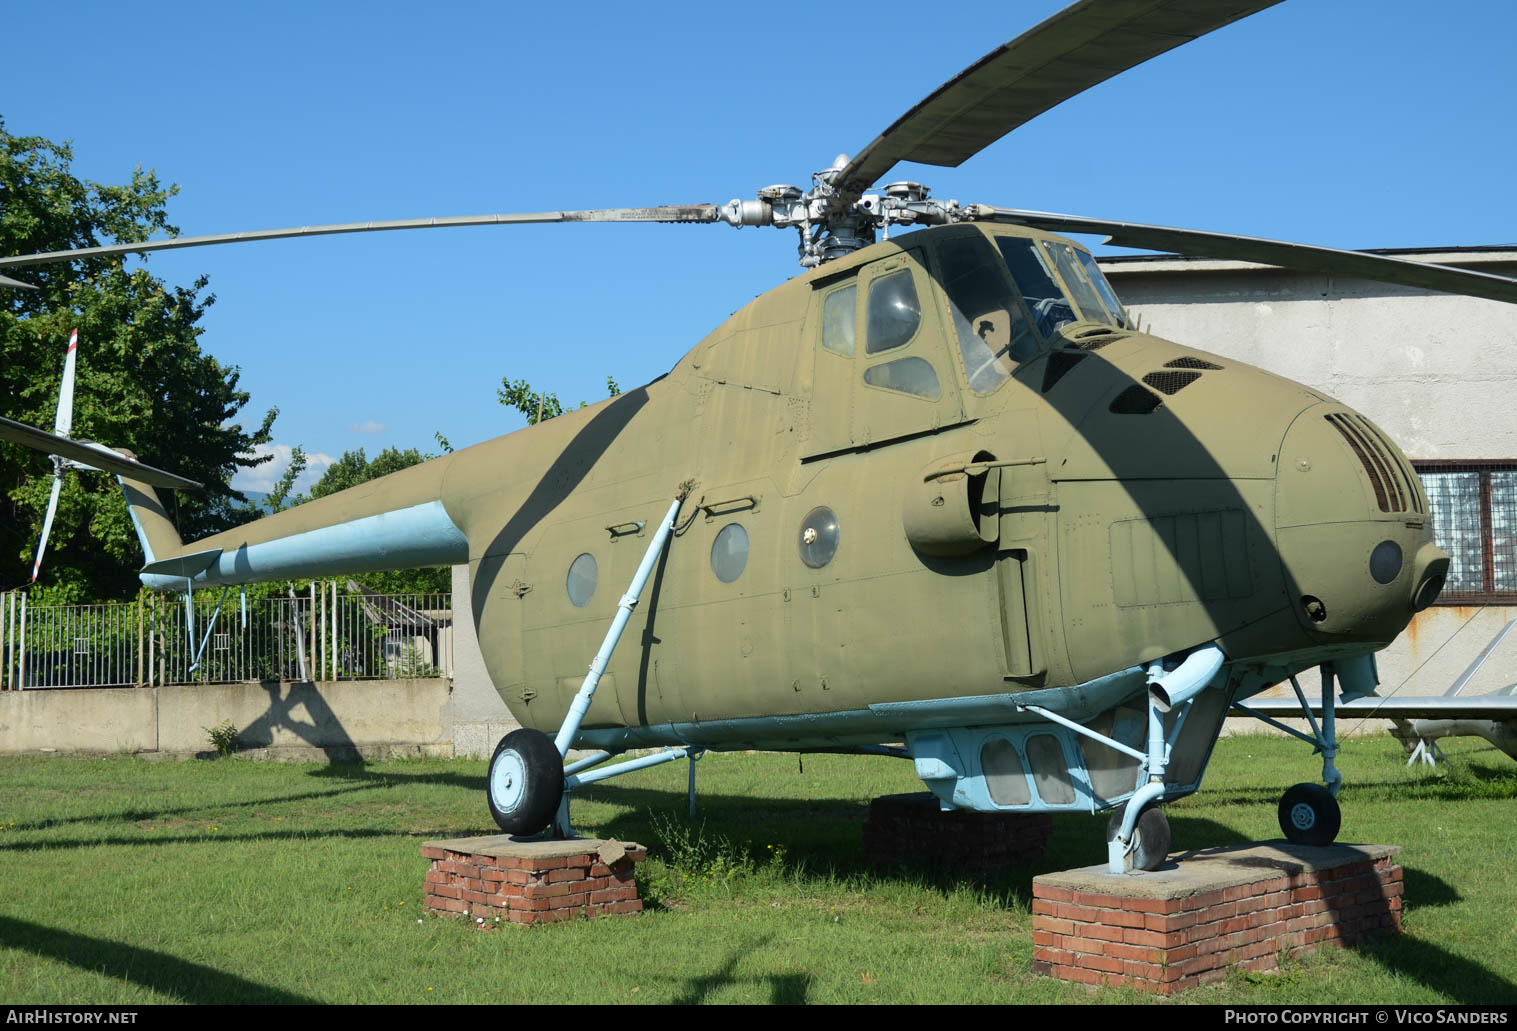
1,583,453,690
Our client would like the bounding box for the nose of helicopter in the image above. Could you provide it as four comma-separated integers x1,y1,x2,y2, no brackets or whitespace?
1274,404,1450,642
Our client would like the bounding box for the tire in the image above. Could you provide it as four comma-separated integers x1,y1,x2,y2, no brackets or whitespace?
1107,804,1172,872
487,729,564,836
1277,782,1341,846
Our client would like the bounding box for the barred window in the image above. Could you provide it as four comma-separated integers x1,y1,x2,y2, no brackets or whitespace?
1415,461,1517,603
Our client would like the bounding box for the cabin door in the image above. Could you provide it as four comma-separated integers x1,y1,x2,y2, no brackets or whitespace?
802,249,965,459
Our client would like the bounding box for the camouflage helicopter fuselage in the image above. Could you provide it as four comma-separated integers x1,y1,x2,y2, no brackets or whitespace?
122,222,1446,814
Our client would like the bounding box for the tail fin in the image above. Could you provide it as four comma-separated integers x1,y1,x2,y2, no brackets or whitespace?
115,452,184,566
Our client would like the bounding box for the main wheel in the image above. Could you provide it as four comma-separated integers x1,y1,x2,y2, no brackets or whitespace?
1278,782,1341,846
487,729,564,836
1107,804,1172,872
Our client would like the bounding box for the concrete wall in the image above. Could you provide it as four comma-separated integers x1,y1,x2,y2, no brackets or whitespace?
1102,251,1517,707
441,563,522,758
0,678,453,759
0,567,522,760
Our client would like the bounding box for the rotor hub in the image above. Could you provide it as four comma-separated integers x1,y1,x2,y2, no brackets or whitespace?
721,158,968,268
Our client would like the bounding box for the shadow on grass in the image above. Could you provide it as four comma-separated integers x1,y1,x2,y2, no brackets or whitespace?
303,761,484,791
10,762,485,834
1354,866,1513,1004
1194,767,1517,809
0,914,318,1004
656,934,810,1004
1402,867,1461,908
0,826,467,854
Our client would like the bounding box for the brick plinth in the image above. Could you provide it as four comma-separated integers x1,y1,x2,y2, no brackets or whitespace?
863,793,1052,874
422,834,647,926
1032,841,1403,994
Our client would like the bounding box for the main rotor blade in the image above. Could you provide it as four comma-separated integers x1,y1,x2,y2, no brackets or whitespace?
54,329,78,438
0,206,721,273
0,416,202,489
31,476,63,583
975,207,1517,306
834,0,1282,203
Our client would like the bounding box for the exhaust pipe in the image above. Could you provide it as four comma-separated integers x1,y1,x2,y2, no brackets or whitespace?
1148,644,1226,713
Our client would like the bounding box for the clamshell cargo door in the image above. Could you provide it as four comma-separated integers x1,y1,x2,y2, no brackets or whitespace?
803,250,965,458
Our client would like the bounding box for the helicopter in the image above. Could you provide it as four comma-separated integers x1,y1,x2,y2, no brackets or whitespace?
5,0,1517,874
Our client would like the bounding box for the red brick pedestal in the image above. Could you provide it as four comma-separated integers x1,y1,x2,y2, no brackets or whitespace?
422,835,647,926
1032,841,1403,994
862,793,1053,874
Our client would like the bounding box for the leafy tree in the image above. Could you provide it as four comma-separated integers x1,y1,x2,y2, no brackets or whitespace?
264,443,306,514
1,118,276,601
497,374,620,424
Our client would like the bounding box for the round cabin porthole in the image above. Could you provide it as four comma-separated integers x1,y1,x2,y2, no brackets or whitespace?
799,507,840,568
710,523,749,583
566,553,598,607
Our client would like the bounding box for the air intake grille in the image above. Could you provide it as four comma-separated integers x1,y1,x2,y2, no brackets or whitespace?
1142,370,1201,396
1325,413,1424,514
1163,357,1223,371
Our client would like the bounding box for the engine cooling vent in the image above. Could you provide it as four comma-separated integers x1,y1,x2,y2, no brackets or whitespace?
1109,385,1164,415
1070,326,1120,351
1163,357,1223,371
1324,413,1424,514
1041,350,1087,393
1142,370,1201,396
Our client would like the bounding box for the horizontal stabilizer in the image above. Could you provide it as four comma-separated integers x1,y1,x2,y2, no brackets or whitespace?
0,416,201,489
141,549,223,580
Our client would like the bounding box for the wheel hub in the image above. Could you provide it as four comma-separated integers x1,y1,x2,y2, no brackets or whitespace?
1290,802,1317,830
490,750,527,813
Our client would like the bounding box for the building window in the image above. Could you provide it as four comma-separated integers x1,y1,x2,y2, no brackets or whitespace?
1414,461,1517,602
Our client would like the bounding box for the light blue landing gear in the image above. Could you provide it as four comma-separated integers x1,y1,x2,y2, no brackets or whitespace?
1107,805,1171,873
1237,657,1371,847
547,746,703,838
1106,645,1226,873
488,493,689,839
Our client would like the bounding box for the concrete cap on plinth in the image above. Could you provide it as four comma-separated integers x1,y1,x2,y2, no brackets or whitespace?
424,835,640,862
1036,840,1401,900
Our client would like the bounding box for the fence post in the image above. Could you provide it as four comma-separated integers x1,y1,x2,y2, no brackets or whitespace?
136,592,145,687
18,592,26,690
330,580,337,681
309,581,317,682
318,581,326,683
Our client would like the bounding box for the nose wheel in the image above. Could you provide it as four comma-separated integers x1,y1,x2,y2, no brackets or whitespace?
1277,782,1341,846
1107,804,1171,872
487,729,564,836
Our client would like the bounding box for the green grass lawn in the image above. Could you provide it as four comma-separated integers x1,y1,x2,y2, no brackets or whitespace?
0,733,1513,1004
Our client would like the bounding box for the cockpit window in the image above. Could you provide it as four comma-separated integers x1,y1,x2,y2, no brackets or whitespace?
1040,239,1121,328
821,284,856,356
865,269,922,354
937,234,1042,394
996,236,1079,338
1073,248,1129,328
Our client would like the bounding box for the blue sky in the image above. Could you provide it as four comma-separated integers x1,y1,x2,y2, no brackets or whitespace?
5,0,1514,493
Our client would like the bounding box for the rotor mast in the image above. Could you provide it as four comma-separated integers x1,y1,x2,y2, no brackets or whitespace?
719,155,968,268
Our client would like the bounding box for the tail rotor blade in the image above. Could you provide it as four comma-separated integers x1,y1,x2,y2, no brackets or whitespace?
54,329,78,438
31,476,63,583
